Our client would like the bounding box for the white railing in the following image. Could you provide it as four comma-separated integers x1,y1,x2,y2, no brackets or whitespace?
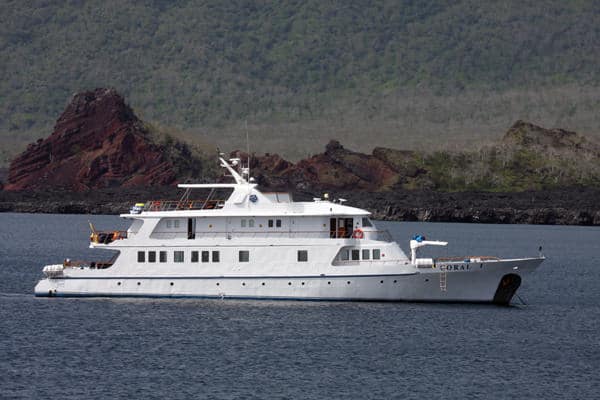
149,230,394,241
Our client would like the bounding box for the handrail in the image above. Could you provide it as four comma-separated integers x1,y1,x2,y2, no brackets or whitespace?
149,229,394,242
435,256,500,262
143,199,226,212
63,259,114,269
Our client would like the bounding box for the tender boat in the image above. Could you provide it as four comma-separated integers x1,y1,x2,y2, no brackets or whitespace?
35,156,544,305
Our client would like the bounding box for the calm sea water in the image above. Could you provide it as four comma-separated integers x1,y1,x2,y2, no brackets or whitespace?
0,213,599,399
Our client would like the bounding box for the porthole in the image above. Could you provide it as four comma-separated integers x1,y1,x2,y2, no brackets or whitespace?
170,282,174,286
425,278,429,282
380,280,384,284
301,282,305,285
137,282,141,286
216,282,220,286
347,281,351,285
242,282,246,286
328,281,331,285
117,282,121,286
261,282,265,286
393,280,397,283
288,282,292,286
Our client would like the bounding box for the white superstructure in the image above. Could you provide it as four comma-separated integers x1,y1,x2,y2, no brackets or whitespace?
34,157,544,305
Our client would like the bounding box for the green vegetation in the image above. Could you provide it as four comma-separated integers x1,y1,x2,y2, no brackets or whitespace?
1,0,600,164
379,146,600,192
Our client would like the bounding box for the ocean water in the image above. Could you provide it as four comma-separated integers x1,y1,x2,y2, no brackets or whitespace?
0,213,599,399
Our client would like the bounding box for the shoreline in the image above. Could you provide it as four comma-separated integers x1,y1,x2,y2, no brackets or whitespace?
1,187,599,226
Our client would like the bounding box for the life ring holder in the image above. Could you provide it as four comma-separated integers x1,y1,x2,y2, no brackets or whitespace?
352,229,364,239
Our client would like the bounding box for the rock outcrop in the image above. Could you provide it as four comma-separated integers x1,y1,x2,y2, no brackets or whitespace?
6,89,188,191
235,140,399,191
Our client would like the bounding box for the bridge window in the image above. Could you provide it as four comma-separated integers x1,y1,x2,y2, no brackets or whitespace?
174,251,184,263
239,250,249,262
148,251,156,263
351,249,360,261
212,251,220,262
159,251,167,263
191,251,199,263
362,249,370,260
202,251,209,262
298,250,308,262
362,218,373,227
137,251,145,262
373,249,381,260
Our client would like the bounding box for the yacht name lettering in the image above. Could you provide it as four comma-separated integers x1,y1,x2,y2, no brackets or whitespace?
439,264,470,271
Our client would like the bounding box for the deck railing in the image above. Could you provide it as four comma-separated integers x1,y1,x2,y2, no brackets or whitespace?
143,199,226,212
149,229,394,242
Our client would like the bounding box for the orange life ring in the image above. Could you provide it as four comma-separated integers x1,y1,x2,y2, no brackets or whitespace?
352,229,364,239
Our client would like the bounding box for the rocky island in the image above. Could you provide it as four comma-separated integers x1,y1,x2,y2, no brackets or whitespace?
1,89,599,225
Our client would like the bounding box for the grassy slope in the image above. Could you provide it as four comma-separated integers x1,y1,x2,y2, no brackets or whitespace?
1,0,599,164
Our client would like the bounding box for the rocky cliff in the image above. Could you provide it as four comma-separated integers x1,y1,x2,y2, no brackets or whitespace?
5,89,211,191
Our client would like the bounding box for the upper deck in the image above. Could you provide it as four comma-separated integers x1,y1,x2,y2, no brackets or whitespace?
121,158,370,219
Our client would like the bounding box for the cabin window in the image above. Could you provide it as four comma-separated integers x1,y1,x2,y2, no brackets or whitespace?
362,218,373,227
137,251,145,263
239,250,249,262
166,220,172,229
248,219,255,228
174,220,180,229
268,219,274,228
362,249,370,260
148,251,156,263
276,219,282,228
212,251,220,262
174,251,184,263
241,219,247,228
373,249,381,260
298,250,308,262
202,251,209,263
191,251,199,263
159,251,167,263
351,249,360,261
341,250,349,261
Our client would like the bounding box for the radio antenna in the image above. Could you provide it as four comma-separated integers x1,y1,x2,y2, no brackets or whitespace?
245,120,250,181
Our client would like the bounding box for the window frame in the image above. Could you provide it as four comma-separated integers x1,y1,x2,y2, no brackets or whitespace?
201,251,209,263
239,250,250,262
297,250,308,262
351,249,360,261
148,251,156,263
362,249,370,260
159,251,167,263
373,249,381,260
191,251,199,263
137,251,145,263
174,250,184,263
212,251,220,263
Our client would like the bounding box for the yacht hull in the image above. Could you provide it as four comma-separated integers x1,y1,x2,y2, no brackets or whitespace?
34,257,542,305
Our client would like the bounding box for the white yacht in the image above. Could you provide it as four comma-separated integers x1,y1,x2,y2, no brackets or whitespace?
35,157,544,305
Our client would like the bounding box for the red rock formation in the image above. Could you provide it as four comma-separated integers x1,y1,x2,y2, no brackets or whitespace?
235,140,399,191
5,88,177,191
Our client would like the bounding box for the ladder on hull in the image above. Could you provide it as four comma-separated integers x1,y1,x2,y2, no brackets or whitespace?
439,271,447,292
